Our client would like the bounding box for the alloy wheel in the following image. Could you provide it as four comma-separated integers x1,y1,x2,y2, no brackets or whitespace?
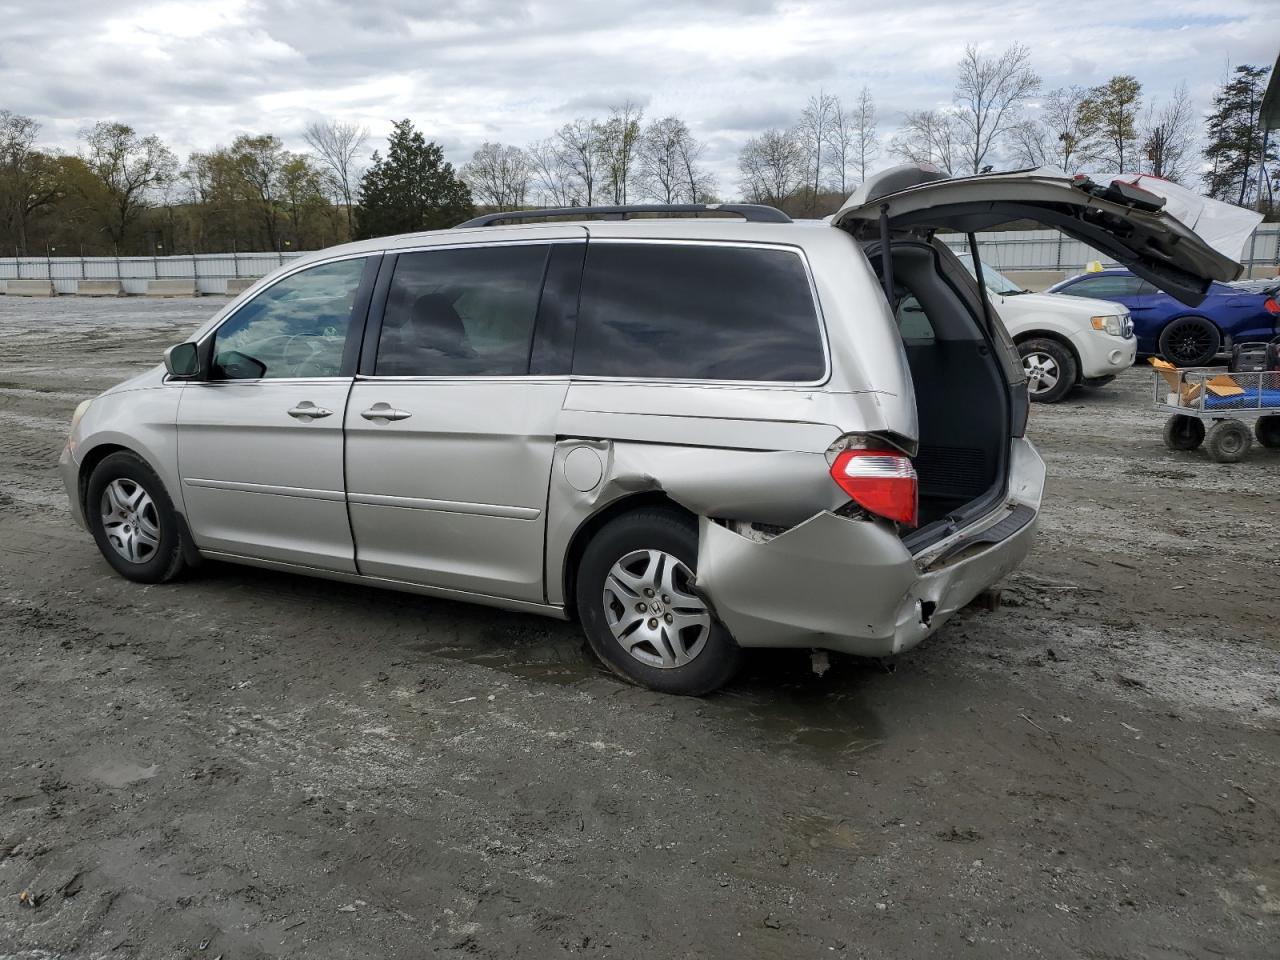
1022,351,1060,396
602,549,711,669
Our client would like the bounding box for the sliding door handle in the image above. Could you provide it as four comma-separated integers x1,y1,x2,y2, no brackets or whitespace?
361,402,412,422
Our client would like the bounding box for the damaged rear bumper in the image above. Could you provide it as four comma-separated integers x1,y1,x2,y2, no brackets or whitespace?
697,438,1045,657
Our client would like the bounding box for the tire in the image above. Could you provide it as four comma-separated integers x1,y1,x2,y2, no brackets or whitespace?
1204,419,1252,463
1018,338,1077,404
575,508,739,695
1163,414,1205,451
1256,416,1280,449
85,451,188,583
1159,317,1221,367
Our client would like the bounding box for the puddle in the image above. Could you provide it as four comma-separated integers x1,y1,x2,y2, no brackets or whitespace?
89,760,159,787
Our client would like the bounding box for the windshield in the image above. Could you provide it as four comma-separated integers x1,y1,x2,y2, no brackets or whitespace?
956,252,1027,295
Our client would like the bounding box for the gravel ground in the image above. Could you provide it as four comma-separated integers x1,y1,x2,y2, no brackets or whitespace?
1,296,1278,959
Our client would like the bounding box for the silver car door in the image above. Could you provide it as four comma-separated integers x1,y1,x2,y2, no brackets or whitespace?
344,237,584,602
177,254,378,571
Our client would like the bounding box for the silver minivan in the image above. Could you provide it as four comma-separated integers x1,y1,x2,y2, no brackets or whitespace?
60,165,1241,694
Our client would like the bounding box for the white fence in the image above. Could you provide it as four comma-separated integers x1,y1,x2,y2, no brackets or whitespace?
2,224,1279,295
0,251,305,295
945,225,1280,277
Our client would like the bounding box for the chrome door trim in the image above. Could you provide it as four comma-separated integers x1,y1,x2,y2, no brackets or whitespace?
183,477,346,502
346,491,541,520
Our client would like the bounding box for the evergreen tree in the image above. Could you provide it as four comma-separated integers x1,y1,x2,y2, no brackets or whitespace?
355,119,472,239
1202,64,1276,209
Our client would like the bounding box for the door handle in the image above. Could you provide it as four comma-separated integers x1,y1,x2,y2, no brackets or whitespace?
287,401,333,420
361,402,412,422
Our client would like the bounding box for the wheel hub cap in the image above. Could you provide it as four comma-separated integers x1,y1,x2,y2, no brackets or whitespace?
602,549,711,669
1023,352,1059,393
100,478,161,564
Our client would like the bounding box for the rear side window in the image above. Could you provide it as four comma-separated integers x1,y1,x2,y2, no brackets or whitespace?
375,245,549,376
1061,275,1145,298
572,243,825,381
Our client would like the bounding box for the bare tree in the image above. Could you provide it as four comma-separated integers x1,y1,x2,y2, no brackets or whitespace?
80,121,178,247
1039,85,1095,172
557,118,602,206
738,128,805,206
526,137,576,206
824,99,855,196
852,87,879,183
638,116,685,202
303,119,368,235
953,43,1041,173
890,110,961,173
675,124,716,202
797,92,838,212
1007,118,1048,167
600,101,643,204
638,116,716,203
462,142,531,209
1141,82,1195,183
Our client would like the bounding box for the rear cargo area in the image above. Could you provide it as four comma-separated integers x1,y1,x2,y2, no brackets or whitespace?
877,242,1011,535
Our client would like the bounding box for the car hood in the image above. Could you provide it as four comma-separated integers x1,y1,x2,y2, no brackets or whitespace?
995,290,1126,318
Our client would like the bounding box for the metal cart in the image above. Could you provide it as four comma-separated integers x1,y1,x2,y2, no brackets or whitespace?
1156,367,1280,462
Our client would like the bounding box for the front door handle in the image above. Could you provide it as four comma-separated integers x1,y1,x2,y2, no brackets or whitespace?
287,401,333,420
361,402,412,422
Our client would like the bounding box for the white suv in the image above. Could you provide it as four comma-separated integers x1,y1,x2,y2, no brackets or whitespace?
957,254,1137,403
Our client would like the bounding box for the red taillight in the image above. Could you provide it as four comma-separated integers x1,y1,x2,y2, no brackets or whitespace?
1264,297,1280,315
830,449,918,527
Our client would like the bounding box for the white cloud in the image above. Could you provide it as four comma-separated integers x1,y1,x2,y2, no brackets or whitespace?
2,0,1276,193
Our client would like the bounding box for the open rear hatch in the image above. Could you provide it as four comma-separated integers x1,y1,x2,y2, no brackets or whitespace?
832,164,1248,306
831,164,1250,552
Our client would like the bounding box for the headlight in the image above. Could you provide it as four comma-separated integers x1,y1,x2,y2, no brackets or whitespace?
1091,315,1126,337
69,398,93,438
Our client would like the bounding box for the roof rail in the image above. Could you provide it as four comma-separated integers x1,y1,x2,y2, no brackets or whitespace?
455,203,792,228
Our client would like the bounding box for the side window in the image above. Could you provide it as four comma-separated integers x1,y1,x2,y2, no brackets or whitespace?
212,258,367,379
1061,275,1143,298
895,296,935,343
572,243,825,381
375,245,549,377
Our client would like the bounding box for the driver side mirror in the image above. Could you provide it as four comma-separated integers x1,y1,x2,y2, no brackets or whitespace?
164,342,202,380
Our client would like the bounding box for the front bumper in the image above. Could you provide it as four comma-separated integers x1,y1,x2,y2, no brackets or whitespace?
697,438,1045,657
1071,329,1136,379
59,442,87,530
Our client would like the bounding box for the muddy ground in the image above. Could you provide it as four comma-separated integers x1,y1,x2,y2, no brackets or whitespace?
1,296,1277,959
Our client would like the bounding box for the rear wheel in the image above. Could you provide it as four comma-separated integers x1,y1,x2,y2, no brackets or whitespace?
86,451,188,583
1018,338,1077,404
1159,317,1220,367
1204,419,1251,463
1255,416,1280,449
1163,415,1205,451
576,509,739,695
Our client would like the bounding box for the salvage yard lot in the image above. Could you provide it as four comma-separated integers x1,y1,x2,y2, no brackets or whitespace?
1,296,1278,959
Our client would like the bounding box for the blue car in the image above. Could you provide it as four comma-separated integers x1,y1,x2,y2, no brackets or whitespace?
1047,269,1279,367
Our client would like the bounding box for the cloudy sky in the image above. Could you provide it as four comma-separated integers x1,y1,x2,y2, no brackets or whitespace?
2,0,1277,190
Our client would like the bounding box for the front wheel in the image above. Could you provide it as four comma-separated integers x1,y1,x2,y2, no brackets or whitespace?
1018,338,1077,404
576,509,739,695
86,451,189,583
